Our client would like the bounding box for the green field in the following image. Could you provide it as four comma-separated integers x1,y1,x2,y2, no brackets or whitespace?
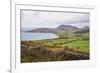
35,38,89,54
21,31,89,62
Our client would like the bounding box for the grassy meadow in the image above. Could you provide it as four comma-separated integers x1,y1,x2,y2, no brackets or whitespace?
21,31,89,63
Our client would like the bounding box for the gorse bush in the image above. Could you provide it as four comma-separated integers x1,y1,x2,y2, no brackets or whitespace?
21,41,89,63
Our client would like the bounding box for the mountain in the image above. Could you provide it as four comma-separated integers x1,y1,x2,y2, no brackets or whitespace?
56,25,78,30
75,26,89,34
26,25,78,33
27,28,56,33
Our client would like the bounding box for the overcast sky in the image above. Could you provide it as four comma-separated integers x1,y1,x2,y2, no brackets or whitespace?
21,10,90,29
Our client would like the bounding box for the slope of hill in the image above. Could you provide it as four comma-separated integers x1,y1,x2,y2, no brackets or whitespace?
56,24,78,30
25,24,78,33
75,26,89,34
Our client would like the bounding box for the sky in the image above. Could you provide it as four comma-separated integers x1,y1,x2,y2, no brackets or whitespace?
21,10,90,29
